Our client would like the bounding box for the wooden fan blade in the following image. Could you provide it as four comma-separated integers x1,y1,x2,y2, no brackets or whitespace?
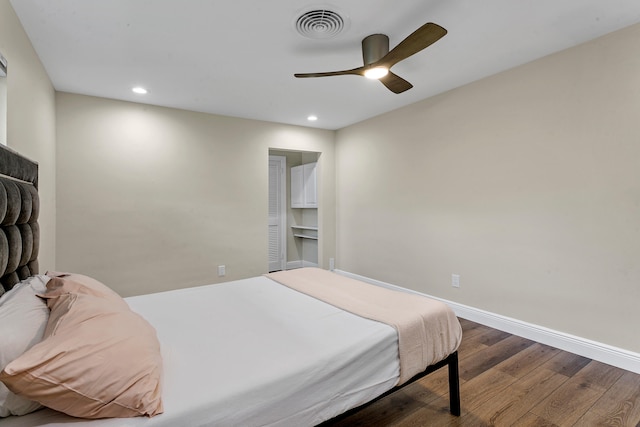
377,22,447,69
379,72,413,94
294,66,365,78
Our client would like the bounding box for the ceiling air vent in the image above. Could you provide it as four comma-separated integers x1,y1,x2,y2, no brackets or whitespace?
295,8,348,39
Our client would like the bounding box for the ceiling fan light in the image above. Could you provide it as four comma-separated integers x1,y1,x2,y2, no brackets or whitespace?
364,67,389,80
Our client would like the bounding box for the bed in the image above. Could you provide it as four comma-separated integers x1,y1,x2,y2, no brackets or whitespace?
0,144,462,426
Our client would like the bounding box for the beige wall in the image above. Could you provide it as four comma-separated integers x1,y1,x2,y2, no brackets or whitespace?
0,0,56,272
336,23,640,353
55,93,335,296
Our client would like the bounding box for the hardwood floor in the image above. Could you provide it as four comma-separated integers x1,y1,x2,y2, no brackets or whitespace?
323,318,640,426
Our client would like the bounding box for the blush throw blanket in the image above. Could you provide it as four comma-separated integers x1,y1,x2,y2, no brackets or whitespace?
267,268,462,385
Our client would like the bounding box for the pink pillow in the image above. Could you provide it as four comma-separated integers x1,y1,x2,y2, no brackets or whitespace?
44,271,124,302
0,274,163,419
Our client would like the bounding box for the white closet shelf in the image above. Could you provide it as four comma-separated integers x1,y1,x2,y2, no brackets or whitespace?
293,233,318,240
291,225,318,240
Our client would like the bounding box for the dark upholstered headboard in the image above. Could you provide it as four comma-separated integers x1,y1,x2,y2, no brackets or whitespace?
0,145,39,295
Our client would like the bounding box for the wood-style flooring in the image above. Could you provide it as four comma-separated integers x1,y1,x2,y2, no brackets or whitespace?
323,318,640,426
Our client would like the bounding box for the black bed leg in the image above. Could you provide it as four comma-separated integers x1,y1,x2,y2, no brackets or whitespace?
448,351,461,416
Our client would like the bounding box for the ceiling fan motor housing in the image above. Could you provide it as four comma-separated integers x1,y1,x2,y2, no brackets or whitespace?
362,34,390,65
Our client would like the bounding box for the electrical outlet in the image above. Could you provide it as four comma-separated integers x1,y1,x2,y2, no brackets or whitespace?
452,274,460,288
329,258,335,271
218,265,226,277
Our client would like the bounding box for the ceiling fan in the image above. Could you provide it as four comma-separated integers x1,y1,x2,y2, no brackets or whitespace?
294,22,447,94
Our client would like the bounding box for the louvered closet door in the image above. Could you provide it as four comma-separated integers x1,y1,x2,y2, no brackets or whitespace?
268,156,286,272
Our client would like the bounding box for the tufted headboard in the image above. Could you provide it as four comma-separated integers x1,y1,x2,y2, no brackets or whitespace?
0,144,39,295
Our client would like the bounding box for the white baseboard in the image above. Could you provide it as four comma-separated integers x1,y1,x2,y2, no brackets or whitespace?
286,260,318,270
335,269,640,375
286,261,303,270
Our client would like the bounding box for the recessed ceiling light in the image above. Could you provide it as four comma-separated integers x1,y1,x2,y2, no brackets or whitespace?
132,86,148,94
307,115,318,121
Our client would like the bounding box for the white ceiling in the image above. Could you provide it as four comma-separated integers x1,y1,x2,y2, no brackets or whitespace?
9,0,640,130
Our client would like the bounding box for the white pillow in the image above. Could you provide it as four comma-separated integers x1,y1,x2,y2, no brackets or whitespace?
0,275,50,417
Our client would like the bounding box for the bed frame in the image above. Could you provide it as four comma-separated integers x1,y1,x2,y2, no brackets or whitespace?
322,351,460,424
367,351,460,416
0,144,39,295
0,143,461,422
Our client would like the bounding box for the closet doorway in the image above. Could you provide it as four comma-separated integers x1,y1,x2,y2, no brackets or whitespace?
268,150,320,272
